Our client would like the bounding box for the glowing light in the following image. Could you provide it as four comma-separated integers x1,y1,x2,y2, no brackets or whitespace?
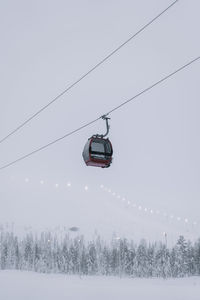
67,182,71,187
40,180,44,185
47,239,51,243
84,186,88,191
25,178,29,183
97,186,195,230
55,183,59,188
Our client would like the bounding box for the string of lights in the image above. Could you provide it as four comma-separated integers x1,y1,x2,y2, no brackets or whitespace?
100,184,199,228
6,175,199,234
0,0,179,145
0,56,199,171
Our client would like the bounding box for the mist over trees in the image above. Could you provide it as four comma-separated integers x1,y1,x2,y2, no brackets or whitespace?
0,229,200,278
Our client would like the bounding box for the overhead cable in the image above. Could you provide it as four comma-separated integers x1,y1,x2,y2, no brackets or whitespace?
0,56,199,171
105,56,200,115
0,0,179,144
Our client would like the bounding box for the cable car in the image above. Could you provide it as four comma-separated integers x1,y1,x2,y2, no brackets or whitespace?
82,136,113,168
82,116,113,168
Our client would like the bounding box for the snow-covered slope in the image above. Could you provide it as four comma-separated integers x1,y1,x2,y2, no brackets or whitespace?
1,176,199,245
0,271,200,300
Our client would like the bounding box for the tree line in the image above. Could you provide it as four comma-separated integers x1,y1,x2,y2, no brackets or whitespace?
0,230,200,277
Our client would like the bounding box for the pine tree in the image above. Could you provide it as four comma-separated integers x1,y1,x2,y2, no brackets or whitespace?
135,239,148,277
176,235,188,277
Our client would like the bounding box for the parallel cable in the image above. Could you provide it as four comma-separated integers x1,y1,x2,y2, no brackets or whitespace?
0,56,199,171
0,0,179,144
0,117,101,171
105,56,200,115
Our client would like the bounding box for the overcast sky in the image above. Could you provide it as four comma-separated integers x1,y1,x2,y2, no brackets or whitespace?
0,0,199,240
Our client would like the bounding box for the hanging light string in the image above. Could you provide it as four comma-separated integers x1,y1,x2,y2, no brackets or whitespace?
0,56,199,171
100,184,199,228
8,175,200,232
0,0,179,145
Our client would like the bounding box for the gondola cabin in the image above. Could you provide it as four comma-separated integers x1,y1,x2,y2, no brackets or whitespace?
82,136,113,168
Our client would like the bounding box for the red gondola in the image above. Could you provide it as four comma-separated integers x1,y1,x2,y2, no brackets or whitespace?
82,116,113,168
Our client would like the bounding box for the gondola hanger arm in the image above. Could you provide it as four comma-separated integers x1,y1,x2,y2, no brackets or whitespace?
95,115,110,138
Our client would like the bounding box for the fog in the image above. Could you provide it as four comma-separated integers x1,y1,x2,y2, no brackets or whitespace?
0,0,199,240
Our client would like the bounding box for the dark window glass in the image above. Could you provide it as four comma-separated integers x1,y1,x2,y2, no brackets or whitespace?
91,142,105,153
105,142,112,154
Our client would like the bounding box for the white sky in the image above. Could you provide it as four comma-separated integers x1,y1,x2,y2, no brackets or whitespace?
0,0,199,240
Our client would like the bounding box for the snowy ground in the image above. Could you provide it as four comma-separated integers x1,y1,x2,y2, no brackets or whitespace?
0,271,200,300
